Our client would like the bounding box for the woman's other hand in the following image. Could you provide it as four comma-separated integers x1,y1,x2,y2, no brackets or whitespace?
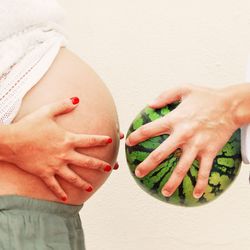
126,84,243,199
4,97,113,201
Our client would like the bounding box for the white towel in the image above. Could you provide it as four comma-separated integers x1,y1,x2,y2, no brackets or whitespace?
0,0,67,124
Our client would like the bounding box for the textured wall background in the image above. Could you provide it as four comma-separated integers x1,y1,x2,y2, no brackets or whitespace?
58,1,250,249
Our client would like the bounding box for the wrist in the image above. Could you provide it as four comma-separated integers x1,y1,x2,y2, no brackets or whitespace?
221,83,250,127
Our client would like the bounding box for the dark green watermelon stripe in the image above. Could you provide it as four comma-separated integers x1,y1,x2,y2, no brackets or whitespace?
126,102,242,207
186,170,197,189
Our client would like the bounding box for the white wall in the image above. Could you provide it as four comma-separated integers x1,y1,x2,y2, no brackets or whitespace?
58,1,250,249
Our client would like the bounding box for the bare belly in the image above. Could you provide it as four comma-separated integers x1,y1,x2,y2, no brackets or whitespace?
0,48,120,205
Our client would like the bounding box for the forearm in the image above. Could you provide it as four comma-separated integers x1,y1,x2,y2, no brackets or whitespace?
223,83,250,127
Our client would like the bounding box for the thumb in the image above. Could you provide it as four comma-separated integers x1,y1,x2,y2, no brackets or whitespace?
47,97,80,118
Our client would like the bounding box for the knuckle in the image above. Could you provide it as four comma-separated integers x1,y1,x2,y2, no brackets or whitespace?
60,101,69,110
204,147,217,157
78,182,86,189
139,126,149,137
191,141,203,151
179,132,190,141
40,170,53,180
48,183,57,191
57,150,69,162
174,167,186,178
68,176,79,184
87,137,97,145
174,128,192,143
198,171,209,181
150,150,164,163
53,165,61,174
48,161,62,173
65,133,75,147
160,119,171,131
179,125,194,139
85,158,95,168
58,150,67,161
35,169,45,178
40,173,49,181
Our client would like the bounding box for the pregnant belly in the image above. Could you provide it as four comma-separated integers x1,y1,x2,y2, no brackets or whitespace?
0,48,120,205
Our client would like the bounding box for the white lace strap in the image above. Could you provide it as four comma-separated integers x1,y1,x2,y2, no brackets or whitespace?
0,36,64,124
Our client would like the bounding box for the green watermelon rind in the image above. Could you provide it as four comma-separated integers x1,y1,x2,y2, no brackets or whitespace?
125,104,242,207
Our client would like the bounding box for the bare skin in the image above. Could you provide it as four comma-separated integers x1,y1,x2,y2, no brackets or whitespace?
0,48,120,205
0,98,115,201
126,84,250,199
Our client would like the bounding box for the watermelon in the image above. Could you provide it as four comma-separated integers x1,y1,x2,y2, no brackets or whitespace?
125,102,242,207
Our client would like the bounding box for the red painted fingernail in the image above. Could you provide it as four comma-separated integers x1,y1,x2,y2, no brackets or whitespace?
70,97,79,105
120,133,124,139
104,165,112,172
86,186,93,192
61,196,67,201
106,138,112,144
113,163,119,170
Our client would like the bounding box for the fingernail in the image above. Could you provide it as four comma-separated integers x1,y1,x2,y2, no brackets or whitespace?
120,133,124,139
135,169,143,178
70,97,79,105
104,165,112,172
61,196,67,202
86,186,93,192
113,163,119,170
162,189,171,197
193,192,202,199
106,138,112,144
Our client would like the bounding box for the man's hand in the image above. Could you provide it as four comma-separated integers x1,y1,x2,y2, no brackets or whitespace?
126,84,239,199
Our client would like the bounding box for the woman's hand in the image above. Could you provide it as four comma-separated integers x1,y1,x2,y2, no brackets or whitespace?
3,97,113,201
126,84,241,199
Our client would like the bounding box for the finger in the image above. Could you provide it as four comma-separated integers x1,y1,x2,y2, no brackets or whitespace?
68,151,112,172
148,85,191,109
135,133,180,178
161,147,197,197
46,97,80,118
41,175,68,201
69,133,112,147
57,166,93,192
126,116,171,146
193,155,214,199
120,132,124,140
